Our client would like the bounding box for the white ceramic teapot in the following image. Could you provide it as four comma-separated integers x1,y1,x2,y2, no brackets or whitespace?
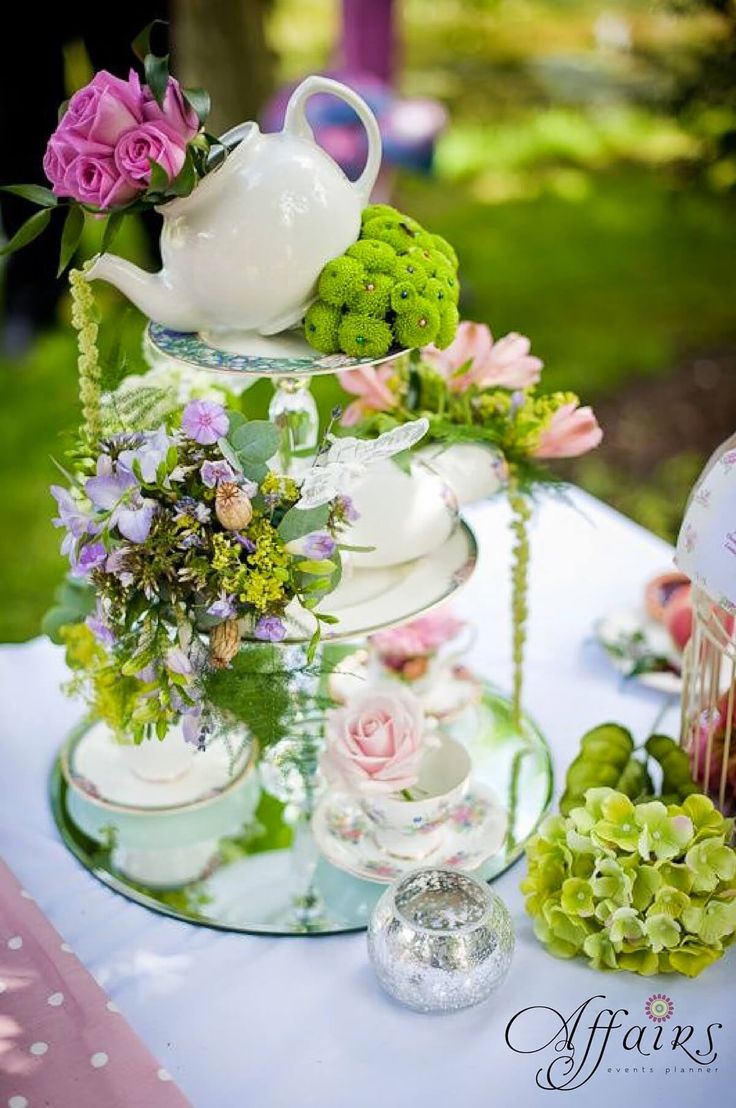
86,76,382,338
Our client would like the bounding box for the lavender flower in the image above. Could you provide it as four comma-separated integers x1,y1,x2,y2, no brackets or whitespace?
165,646,194,677
85,458,156,544
303,532,336,560
105,548,134,587
50,485,94,537
182,708,206,749
118,427,174,485
174,496,211,524
182,400,229,445
254,615,287,642
85,599,115,647
336,495,360,523
207,593,238,620
201,459,235,488
73,541,107,577
234,533,257,554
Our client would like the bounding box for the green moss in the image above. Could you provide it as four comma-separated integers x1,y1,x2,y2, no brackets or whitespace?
337,314,393,358
304,301,342,353
317,256,365,307
393,298,440,347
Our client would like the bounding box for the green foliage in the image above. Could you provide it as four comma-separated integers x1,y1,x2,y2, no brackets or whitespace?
203,644,293,748
523,789,736,976
305,204,461,358
560,724,697,815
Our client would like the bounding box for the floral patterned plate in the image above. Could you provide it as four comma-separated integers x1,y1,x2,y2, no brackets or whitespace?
146,322,409,380
313,783,507,883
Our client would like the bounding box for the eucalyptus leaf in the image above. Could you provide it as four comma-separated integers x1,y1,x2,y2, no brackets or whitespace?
41,606,81,644
0,208,52,256
57,205,85,276
277,503,330,543
216,436,243,473
1,184,58,208
231,421,279,464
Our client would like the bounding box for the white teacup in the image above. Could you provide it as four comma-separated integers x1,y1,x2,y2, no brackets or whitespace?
359,737,471,860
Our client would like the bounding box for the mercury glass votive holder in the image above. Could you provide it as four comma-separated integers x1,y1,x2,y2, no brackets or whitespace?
367,868,514,1013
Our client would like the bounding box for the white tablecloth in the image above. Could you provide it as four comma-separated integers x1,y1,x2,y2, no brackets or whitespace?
2,490,734,1108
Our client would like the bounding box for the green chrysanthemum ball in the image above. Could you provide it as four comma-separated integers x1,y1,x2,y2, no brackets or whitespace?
522,788,736,978
305,204,461,357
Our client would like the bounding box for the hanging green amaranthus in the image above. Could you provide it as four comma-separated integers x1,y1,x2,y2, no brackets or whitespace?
69,265,102,444
508,472,531,729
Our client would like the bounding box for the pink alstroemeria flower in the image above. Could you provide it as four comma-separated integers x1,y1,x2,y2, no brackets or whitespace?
423,320,543,393
337,366,397,427
534,401,603,459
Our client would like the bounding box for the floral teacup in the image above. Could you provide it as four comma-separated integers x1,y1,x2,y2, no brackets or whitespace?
359,738,471,860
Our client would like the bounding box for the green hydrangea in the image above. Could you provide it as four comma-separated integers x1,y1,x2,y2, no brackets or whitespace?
522,789,736,977
304,204,461,357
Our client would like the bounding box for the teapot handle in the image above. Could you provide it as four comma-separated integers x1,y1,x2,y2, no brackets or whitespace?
283,76,382,206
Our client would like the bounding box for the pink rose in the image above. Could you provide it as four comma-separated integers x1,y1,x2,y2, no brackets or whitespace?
533,401,603,459
371,610,464,666
323,687,427,794
115,122,187,187
338,366,397,427
423,320,543,393
63,70,145,145
58,153,139,209
141,77,200,142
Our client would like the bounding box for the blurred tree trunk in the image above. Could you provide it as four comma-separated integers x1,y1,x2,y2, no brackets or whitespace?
172,0,277,134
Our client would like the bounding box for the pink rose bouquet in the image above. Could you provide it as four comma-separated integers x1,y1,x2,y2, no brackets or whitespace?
1,24,215,273
322,686,431,795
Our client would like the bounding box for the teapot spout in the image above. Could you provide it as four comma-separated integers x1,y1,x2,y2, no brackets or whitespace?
85,253,198,332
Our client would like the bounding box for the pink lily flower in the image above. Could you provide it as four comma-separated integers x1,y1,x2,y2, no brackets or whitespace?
338,366,397,427
534,401,603,459
423,320,543,392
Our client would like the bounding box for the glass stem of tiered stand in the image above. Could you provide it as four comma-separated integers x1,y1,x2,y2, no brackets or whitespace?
258,643,328,931
268,375,319,475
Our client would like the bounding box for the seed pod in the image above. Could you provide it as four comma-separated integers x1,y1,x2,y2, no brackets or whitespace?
209,619,241,669
215,482,253,531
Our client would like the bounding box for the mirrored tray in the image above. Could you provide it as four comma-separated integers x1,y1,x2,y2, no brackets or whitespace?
50,679,553,936
146,323,409,380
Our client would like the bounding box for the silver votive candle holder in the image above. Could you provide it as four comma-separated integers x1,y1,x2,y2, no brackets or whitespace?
367,867,514,1013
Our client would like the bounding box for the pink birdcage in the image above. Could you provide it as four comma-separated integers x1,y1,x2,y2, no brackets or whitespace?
676,435,736,814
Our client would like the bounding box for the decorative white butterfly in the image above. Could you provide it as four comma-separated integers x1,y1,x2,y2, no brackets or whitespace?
297,418,430,509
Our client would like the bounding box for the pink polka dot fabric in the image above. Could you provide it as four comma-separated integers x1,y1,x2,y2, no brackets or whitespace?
0,859,192,1107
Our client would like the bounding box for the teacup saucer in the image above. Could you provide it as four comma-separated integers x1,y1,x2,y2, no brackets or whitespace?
313,783,507,883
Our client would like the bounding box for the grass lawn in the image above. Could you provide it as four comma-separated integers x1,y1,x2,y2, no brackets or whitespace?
2,166,735,642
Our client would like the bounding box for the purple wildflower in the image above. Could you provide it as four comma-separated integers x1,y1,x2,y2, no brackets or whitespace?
182,708,206,750
303,532,336,560
174,496,211,524
181,400,229,445
73,541,107,577
165,646,194,677
50,485,94,538
105,548,134,587
85,599,115,647
510,390,525,416
337,495,360,523
200,459,235,488
86,459,156,544
207,593,238,620
254,615,287,642
234,533,257,554
118,427,173,484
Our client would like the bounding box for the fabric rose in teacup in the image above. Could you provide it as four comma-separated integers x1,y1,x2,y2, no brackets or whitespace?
322,686,431,795
323,686,471,860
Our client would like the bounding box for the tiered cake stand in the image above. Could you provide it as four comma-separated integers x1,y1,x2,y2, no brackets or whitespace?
50,325,553,934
